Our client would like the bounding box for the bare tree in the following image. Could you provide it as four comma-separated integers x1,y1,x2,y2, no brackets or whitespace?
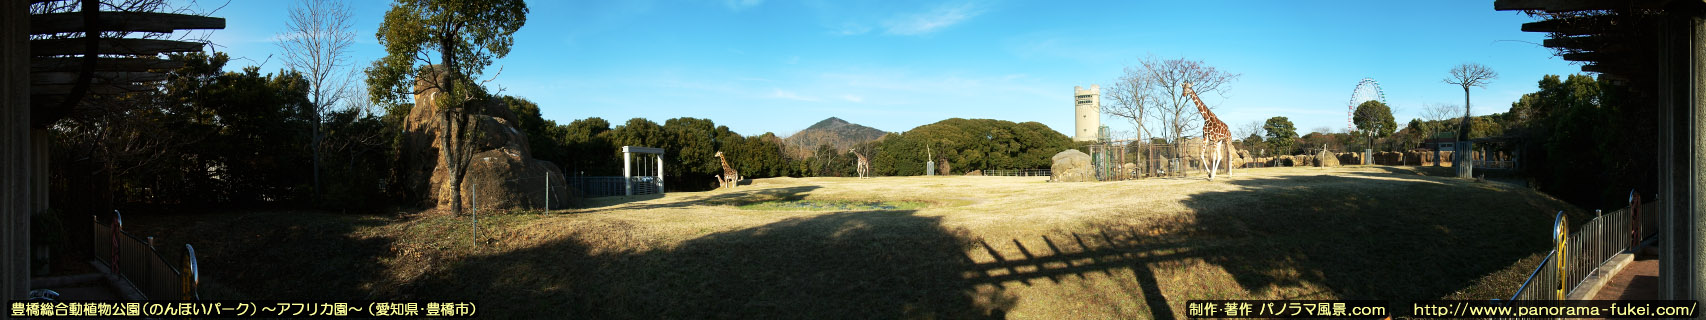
1443,63,1497,174
1419,103,1459,167
277,0,356,202
1443,63,1497,139
1235,120,1263,141
1102,63,1158,142
1142,56,1240,144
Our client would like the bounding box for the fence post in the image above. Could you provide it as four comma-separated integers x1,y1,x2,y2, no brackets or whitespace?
1555,211,1568,300
472,183,478,249
180,244,197,300
545,174,550,210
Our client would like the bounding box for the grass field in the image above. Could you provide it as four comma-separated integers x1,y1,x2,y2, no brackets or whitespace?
127,166,1594,319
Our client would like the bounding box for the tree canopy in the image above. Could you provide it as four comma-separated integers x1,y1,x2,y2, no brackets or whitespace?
366,0,528,105
1353,100,1397,150
1262,116,1298,155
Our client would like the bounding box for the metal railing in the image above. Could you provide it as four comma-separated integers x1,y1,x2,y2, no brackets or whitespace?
1509,191,1656,302
567,176,660,197
981,169,1051,177
92,210,200,300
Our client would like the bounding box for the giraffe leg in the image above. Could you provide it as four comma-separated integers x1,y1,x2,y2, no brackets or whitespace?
1201,144,1212,181
1215,142,1224,178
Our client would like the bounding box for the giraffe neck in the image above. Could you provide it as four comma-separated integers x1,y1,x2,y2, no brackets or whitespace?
719,156,729,168
1185,87,1217,120
1185,87,1227,143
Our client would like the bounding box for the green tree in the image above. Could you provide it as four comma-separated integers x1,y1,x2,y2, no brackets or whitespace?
1262,116,1298,155
501,96,568,166
1353,100,1397,150
366,0,528,215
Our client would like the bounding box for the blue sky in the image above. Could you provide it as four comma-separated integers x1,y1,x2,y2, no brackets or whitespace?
194,0,1579,138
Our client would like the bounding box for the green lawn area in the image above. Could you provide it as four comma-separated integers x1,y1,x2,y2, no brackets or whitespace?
125,166,1593,319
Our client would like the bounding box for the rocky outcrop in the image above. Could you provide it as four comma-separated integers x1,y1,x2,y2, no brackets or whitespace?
1314,150,1340,167
400,66,569,213
1050,149,1095,182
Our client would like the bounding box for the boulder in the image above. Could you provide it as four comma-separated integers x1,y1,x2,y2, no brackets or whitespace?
964,169,983,176
1050,149,1095,182
402,65,569,213
1314,150,1340,167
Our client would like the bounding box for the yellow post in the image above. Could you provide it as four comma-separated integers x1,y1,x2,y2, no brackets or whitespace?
1555,213,1568,300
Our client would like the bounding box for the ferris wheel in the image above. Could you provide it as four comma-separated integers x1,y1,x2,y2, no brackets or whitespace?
1348,78,1386,132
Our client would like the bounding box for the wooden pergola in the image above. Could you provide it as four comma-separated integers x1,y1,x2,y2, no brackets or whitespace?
3,0,223,303
1495,0,1704,301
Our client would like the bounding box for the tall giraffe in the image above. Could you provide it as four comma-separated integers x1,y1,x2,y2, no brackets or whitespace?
714,151,740,188
1182,82,1231,180
850,148,870,178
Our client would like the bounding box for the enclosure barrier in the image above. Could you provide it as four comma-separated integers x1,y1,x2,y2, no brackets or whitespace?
1507,192,1656,304
981,169,1052,177
567,176,660,198
91,210,200,300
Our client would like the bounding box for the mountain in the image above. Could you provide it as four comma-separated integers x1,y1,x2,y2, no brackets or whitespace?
783,117,889,156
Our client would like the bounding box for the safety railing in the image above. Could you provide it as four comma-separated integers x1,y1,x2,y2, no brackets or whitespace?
1508,190,1655,303
981,169,1052,177
92,210,199,300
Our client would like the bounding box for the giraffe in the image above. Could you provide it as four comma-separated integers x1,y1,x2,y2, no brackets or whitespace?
714,151,740,188
850,148,870,178
1182,82,1232,180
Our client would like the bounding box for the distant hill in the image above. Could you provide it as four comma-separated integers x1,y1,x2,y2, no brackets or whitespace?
783,117,889,156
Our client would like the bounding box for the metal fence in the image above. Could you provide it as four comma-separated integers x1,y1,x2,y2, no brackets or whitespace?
567,176,660,198
1508,195,1656,302
92,211,200,300
981,169,1052,177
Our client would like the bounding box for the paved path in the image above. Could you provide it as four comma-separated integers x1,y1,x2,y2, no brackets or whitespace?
1592,249,1659,300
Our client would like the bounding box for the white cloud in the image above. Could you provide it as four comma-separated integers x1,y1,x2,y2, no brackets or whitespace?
841,94,864,103
723,0,763,11
769,89,820,102
833,22,872,36
883,2,985,35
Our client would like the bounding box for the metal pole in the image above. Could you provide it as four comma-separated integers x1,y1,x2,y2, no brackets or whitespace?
472,183,477,249
545,174,550,210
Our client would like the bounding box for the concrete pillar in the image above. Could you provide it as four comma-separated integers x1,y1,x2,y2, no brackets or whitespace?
655,154,663,194
3,0,32,303
1659,13,1706,302
623,151,632,196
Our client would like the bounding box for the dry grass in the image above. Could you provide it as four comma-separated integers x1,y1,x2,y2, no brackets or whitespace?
126,166,1591,319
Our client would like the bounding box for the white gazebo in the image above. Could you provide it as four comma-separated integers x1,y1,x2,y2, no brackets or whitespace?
621,146,665,196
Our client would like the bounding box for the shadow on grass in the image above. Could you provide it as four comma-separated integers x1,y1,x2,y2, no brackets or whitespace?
956,171,1587,318
124,211,400,300
1177,174,1586,301
578,185,823,211
401,209,1012,319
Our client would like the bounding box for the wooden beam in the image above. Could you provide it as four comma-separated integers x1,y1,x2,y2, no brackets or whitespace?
1495,0,1673,12
29,38,204,56
1562,51,1617,62
1522,18,1622,36
30,57,182,73
1543,35,1611,49
29,83,153,96
30,71,167,85
30,12,225,34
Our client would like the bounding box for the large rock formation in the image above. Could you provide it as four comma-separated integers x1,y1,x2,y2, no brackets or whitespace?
1314,150,1340,167
1050,149,1095,182
400,66,569,213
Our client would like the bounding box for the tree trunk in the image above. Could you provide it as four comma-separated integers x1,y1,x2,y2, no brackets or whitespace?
443,111,461,215
1456,87,1473,178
